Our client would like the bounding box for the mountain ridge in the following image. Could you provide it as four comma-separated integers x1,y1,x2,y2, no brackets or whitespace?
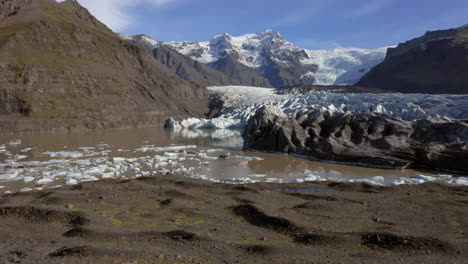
122,30,387,88
358,26,468,94
0,0,209,133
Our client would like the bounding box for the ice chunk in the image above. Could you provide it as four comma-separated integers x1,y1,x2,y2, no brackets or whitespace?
37,178,55,185
350,176,385,185
0,169,21,180
135,145,197,153
8,140,22,146
20,148,33,153
248,174,267,178
22,177,35,183
43,151,84,158
66,179,78,185
448,177,468,186
233,155,264,161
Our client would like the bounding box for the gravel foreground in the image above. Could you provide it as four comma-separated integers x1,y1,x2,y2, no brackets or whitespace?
0,175,466,264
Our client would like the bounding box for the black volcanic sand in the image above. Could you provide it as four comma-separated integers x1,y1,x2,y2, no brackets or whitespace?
0,176,467,264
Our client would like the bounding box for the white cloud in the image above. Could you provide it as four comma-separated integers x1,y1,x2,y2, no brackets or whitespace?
57,0,176,31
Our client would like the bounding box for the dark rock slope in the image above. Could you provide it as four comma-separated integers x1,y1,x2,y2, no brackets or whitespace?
207,55,272,87
358,26,468,94
153,45,271,87
128,35,272,88
0,0,209,133
152,45,232,87
243,106,468,173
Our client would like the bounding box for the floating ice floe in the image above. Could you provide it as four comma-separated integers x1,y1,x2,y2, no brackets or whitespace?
349,176,385,185
1,138,468,195
447,177,468,185
233,155,264,161
0,169,22,181
43,151,85,158
20,187,33,192
8,140,22,146
382,174,464,186
248,174,268,178
20,148,33,153
135,145,197,153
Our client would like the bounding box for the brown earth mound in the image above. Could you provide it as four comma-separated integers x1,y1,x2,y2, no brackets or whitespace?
0,175,466,263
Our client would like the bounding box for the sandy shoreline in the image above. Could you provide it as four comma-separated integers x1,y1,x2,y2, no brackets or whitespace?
0,175,466,264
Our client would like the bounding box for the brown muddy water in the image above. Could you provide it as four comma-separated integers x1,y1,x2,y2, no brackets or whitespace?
0,126,455,193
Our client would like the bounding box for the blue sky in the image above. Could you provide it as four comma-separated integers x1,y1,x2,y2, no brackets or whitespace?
72,0,468,49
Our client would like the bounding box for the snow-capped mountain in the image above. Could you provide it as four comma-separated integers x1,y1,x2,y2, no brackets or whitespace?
123,30,388,87
162,30,387,86
166,30,302,68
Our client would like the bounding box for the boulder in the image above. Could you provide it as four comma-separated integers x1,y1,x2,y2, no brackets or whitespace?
243,106,306,153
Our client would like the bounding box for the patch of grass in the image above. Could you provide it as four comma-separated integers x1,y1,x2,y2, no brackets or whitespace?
356,243,369,248
354,205,369,213
449,193,468,199
452,220,463,238
110,215,127,226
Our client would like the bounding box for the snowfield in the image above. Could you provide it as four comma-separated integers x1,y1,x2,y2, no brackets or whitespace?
174,86,468,130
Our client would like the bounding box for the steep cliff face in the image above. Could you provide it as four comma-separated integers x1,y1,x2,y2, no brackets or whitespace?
358,26,468,94
0,0,209,133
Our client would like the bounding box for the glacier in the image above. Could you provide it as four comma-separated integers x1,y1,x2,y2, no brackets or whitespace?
174,86,468,130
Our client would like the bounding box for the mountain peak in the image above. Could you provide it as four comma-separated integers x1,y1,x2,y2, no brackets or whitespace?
262,29,280,36
212,33,232,41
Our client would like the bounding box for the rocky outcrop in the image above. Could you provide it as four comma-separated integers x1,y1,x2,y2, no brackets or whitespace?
243,106,468,173
358,26,468,94
0,0,209,133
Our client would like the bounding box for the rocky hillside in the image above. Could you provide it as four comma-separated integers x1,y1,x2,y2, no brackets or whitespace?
0,0,209,133
124,31,387,88
358,25,468,94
